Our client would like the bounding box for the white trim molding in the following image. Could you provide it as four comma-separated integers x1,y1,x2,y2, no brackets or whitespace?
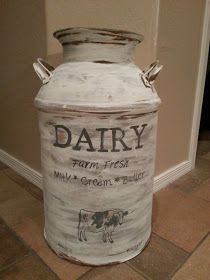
189,0,210,169
0,149,42,189
153,160,192,192
0,148,191,193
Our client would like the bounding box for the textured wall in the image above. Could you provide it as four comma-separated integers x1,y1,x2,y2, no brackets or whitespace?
0,0,46,171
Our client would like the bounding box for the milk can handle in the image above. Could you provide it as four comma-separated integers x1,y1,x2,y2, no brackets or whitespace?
33,58,54,84
141,60,163,88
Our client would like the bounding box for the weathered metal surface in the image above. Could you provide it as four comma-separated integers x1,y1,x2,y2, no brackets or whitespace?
34,27,162,265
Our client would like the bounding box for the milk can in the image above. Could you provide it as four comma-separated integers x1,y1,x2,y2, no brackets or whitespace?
33,27,162,266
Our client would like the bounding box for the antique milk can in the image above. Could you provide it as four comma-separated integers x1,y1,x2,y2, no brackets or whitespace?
33,27,162,265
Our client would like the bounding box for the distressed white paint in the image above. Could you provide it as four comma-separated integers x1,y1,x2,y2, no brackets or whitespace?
34,28,161,265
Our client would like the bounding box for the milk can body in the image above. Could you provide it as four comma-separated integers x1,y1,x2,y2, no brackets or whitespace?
34,28,162,265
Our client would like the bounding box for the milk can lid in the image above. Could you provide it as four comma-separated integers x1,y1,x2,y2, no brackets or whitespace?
53,27,144,46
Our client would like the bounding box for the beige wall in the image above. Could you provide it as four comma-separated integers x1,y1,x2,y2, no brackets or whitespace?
0,0,206,178
155,0,205,174
0,0,46,172
45,0,159,67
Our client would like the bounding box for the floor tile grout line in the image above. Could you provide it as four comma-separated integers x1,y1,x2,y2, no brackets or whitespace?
0,216,59,279
167,230,210,279
2,169,43,202
126,262,152,280
127,231,190,280
0,214,34,273
76,262,152,280
0,251,33,274
0,213,43,234
173,173,210,204
0,216,33,252
31,253,62,280
0,199,44,235
187,230,210,256
76,267,96,280
166,253,189,280
169,180,210,201
151,230,210,279
151,232,189,254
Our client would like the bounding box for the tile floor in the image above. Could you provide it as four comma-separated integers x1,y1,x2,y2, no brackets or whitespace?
0,140,209,280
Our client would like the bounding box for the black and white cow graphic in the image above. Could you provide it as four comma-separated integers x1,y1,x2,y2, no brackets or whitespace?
78,209,128,243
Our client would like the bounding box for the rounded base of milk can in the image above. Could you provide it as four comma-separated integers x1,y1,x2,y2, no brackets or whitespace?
43,228,151,266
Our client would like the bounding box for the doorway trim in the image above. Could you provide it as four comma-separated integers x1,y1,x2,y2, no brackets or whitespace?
189,0,210,168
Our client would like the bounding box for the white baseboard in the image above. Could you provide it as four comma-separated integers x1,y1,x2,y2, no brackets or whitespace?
0,149,42,189
153,160,192,192
0,148,192,193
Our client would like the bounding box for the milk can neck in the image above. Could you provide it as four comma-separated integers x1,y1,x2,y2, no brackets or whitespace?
62,43,137,63
53,27,143,64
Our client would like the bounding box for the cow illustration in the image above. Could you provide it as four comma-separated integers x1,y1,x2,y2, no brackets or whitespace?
78,209,128,243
